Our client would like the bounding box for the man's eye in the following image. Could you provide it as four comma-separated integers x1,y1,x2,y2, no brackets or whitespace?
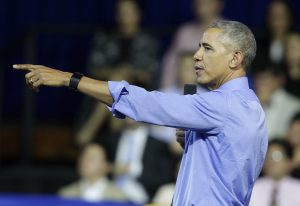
204,47,211,51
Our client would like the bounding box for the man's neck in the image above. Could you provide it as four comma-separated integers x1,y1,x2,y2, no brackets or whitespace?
208,70,246,90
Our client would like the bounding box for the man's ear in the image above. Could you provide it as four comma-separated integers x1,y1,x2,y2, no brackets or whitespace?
229,51,244,69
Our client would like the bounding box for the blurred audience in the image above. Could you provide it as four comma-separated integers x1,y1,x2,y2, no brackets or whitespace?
285,112,300,178
113,119,175,204
160,0,224,88
284,32,300,98
255,0,295,66
58,143,127,202
250,139,300,206
5,1,300,204
252,63,300,139
75,102,125,158
76,0,158,146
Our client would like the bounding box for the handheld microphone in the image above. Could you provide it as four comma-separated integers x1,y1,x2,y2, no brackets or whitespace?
184,84,197,95
175,84,197,148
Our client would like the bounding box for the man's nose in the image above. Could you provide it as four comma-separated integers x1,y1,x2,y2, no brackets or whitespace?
193,47,203,61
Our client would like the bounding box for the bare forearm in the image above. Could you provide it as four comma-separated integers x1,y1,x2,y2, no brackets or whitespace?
76,76,113,106
60,72,114,105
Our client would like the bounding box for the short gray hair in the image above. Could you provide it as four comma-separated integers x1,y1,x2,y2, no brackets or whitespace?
207,20,256,70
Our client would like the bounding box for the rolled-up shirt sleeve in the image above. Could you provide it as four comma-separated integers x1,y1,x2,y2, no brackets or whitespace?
107,81,226,132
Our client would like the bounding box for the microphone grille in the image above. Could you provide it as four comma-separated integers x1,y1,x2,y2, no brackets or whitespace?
184,84,197,95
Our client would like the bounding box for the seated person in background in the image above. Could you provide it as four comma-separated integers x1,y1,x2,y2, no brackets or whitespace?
250,139,300,206
284,32,300,98
252,63,300,139
285,112,300,178
58,143,127,202
113,118,175,204
255,0,295,66
87,0,158,88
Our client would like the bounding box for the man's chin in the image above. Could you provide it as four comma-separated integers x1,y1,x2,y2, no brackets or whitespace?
197,77,215,90
196,77,209,86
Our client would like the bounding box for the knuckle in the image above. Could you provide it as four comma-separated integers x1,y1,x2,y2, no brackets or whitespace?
25,72,33,78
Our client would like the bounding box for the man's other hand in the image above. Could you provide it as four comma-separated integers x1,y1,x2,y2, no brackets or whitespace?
176,129,185,149
13,64,72,91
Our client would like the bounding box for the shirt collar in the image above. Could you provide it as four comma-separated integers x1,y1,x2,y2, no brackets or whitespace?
217,77,249,91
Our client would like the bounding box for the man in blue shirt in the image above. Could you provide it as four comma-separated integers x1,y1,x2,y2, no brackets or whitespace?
14,20,268,205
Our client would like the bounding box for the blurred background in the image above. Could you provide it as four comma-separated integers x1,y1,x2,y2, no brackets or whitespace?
1,0,300,205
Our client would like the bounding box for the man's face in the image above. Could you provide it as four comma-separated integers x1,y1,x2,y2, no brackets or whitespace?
193,28,233,88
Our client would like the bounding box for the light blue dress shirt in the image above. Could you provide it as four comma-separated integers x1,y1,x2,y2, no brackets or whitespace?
108,77,268,206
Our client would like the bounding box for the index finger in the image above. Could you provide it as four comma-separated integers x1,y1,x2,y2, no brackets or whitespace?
13,64,38,71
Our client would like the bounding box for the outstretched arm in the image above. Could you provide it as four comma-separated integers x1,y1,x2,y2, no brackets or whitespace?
14,64,225,132
13,64,113,106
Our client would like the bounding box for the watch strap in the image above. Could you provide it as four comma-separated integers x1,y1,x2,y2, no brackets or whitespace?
69,72,83,91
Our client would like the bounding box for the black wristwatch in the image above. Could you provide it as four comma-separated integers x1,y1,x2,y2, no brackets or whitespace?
69,72,83,91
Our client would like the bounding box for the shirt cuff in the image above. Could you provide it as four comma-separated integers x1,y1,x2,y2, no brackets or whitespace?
107,80,130,119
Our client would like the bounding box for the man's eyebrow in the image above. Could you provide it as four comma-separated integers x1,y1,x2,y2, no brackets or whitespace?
199,42,213,48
